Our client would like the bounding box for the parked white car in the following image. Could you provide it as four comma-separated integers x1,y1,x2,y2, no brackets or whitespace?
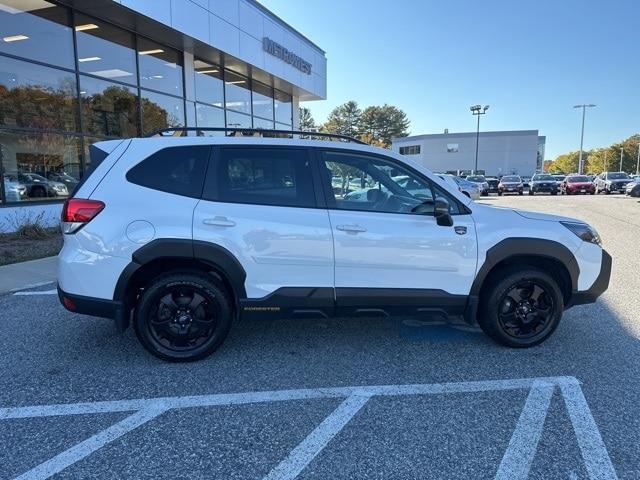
58,130,611,361
436,174,481,200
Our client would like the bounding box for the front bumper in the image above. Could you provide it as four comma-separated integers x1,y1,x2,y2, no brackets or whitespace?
570,249,612,306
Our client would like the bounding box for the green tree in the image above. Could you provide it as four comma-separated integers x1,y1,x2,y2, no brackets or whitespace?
359,104,410,147
298,106,316,131
322,100,362,137
549,151,579,174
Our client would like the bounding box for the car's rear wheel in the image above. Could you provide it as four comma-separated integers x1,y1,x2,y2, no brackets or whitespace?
478,267,563,348
134,272,233,362
529,190,534,195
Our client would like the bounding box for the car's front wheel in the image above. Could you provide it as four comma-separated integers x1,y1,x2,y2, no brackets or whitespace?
134,271,233,362
478,267,563,347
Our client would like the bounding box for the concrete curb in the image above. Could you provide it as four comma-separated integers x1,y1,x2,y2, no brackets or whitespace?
0,256,57,295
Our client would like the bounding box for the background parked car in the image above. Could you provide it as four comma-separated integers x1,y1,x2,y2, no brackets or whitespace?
594,171,631,194
551,174,566,189
529,174,558,195
561,174,595,195
47,172,79,193
464,175,489,196
624,177,640,196
436,174,480,200
3,175,27,202
498,175,524,195
16,173,68,198
485,177,499,194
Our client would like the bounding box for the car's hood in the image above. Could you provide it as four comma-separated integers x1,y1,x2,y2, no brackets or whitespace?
512,209,580,223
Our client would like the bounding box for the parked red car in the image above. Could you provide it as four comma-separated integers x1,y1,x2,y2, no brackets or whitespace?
561,175,595,195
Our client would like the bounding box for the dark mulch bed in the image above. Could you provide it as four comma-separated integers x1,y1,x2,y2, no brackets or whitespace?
0,229,63,266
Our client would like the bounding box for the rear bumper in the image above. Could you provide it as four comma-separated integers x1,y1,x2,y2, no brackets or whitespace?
569,249,612,306
58,285,128,330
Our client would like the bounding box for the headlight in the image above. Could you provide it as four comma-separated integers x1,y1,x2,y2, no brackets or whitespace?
561,221,601,246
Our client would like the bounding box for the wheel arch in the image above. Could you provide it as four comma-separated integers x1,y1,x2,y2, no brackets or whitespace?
464,238,579,323
113,239,246,330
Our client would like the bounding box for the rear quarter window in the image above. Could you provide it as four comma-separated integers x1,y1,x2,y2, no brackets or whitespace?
126,146,210,198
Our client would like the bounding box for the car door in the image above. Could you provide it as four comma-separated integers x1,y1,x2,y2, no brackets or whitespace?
193,145,334,310
317,149,477,317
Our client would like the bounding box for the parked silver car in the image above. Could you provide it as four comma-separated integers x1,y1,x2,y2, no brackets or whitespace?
437,174,481,200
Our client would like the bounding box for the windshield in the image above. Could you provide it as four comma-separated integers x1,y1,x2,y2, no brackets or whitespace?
501,176,521,182
466,175,485,182
608,172,629,179
568,176,590,182
533,175,554,181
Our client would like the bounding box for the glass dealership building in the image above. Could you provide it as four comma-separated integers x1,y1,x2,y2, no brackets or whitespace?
0,0,326,227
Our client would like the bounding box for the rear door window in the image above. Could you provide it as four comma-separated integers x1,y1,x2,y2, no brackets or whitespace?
206,147,316,208
126,146,210,198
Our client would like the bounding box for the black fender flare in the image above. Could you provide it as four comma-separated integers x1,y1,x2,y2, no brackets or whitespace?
464,238,580,323
114,238,247,305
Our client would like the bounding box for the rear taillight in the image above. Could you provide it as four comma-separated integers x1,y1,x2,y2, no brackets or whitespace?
61,198,104,234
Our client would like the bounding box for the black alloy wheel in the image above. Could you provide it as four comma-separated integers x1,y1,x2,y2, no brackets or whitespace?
497,281,554,340
134,272,233,362
478,267,563,347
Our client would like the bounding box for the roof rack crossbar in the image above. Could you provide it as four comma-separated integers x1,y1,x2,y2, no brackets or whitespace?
144,127,367,145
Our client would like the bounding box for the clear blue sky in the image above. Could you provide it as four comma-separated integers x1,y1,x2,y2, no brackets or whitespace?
260,0,639,159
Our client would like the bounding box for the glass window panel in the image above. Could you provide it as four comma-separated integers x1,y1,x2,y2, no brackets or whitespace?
141,89,185,135
276,122,292,131
252,81,273,120
80,75,139,137
224,70,250,114
0,130,80,202
225,110,251,130
75,14,136,85
253,116,274,130
195,102,224,131
0,55,78,131
138,38,183,96
194,59,223,107
0,1,74,68
210,147,315,208
274,89,292,125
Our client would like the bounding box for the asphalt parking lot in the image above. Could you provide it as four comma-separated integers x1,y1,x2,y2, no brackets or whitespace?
1,194,639,480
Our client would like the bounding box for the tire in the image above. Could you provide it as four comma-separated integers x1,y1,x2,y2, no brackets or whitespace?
134,271,233,362
518,191,523,196
551,191,557,195
605,188,611,195
498,191,502,196
529,190,534,196
477,267,563,348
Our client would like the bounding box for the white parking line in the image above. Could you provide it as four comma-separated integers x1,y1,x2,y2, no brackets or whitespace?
8,281,54,293
13,289,57,296
14,407,168,480
263,395,371,480
495,382,555,479
0,376,617,480
560,381,618,480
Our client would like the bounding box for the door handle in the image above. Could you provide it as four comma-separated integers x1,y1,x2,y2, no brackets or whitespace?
336,224,367,233
203,216,236,227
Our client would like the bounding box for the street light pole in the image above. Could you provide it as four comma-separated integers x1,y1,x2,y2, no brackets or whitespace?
636,143,640,175
470,104,489,174
620,147,624,171
573,104,596,174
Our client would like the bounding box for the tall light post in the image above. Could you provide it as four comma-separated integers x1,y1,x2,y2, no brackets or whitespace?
470,104,489,174
636,143,640,175
620,147,624,171
573,104,596,174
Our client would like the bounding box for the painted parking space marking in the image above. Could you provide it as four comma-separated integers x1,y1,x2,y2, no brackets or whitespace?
13,289,57,296
1,376,617,480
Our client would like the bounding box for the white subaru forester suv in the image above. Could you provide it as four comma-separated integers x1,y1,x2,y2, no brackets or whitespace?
58,130,611,362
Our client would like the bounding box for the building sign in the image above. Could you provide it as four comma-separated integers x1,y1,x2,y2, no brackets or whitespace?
263,37,312,75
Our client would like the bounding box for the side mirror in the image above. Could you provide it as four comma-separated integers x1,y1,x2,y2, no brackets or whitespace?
434,197,453,227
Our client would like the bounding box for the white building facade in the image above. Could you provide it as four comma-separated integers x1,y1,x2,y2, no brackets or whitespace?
0,0,326,230
392,130,546,177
